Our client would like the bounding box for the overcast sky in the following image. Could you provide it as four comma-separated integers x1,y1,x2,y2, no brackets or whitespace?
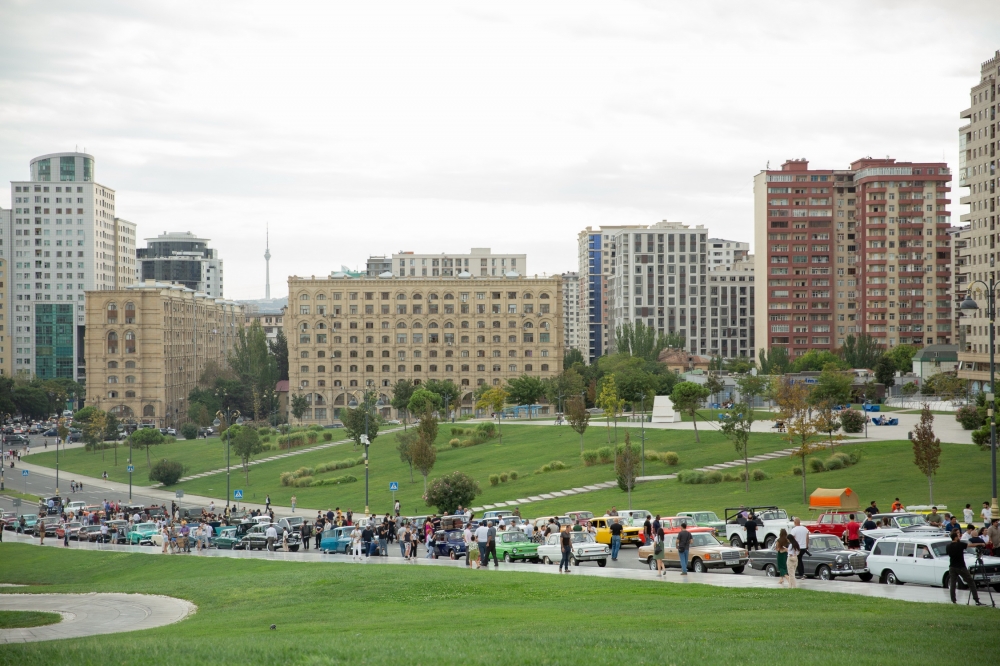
1,1,997,299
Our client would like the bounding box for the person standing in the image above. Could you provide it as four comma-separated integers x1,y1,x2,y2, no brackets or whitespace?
291,495,297,514
786,534,800,588
38,519,45,545
377,522,388,557
963,504,975,525
475,521,489,567
394,499,401,517
485,521,499,568
643,516,652,545
982,502,993,525
265,495,271,513
790,518,810,579
775,529,790,587
559,525,573,573
676,522,692,575
653,528,666,577
350,525,362,562
844,514,861,549
265,523,277,552
399,522,409,559
744,513,760,551
463,522,474,568
609,518,623,561
946,530,983,604
300,521,311,550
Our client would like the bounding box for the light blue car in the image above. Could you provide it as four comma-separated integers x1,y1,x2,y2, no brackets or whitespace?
320,526,355,554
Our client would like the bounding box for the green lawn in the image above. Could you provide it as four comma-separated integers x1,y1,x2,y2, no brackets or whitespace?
519,439,992,520
0,491,41,504
0,544,986,664
0,610,61,629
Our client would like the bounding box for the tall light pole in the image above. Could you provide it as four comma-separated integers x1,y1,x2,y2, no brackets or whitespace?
349,381,384,517
961,285,1000,519
640,395,646,477
214,404,243,513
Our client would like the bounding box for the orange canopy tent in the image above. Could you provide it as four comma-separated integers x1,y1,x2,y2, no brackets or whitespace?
809,487,859,511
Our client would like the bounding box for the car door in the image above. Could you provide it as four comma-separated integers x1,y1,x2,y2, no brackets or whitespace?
893,542,917,582
910,543,940,585
663,535,679,567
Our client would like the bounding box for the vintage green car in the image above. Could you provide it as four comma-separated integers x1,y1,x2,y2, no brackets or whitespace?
493,530,539,563
210,526,241,549
676,511,726,534
127,522,159,545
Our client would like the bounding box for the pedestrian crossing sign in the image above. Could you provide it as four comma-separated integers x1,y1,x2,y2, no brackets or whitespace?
389,482,398,491
234,489,243,499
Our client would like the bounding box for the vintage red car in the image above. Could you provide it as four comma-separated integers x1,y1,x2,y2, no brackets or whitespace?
807,511,864,540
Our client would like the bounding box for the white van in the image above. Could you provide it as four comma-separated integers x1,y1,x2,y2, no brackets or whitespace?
866,534,1000,589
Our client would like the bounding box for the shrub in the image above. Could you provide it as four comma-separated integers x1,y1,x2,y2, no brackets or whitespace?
509,471,518,481
489,474,500,486
705,470,723,484
535,465,551,474
644,451,660,461
499,472,509,483
450,427,466,436
581,450,599,466
449,438,461,448
309,424,324,432
972,425,991,450
425,471,482,515
549,460,566,471
322,432,333,442
180,423,199,440
311,474,357,487
306,432,318,444
848,450,863,465
830,452,851,466
597,446,614,464
824,456,844,471
839,409,865,433
808,458,826,473
261,435,271,443
723,472,740,482
476,421,497,439
956,405,984,430
461,439,475,447
792,466,803,476
751,469,770,481
661,451,680,466
676,469,705,484
149,459,184,485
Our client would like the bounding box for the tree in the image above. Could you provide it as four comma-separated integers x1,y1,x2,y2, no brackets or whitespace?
791,349,846,372
565,396,590,453
615,321,670,361
228,320,278,422
407,388,442,416
664,331,686,350
704,372,725,405
229,424,265,484
83,409,109,457
615,431,640,509
810,366,853,407
886,344,917,374
563,348,585,369
596,375,625,444
839,334,884,370
425,471,482,515
774,377,823,503
813,406,844,448
291,393,309,424
475,387,508,444
410,409,438,492
719,374,769,492
342,403,381,450
390,379,416,428
396,429,418,483
873,354,897,389
912,405,942,504
542,369,585,413
130,427,165,470
506,375,546,419
423,379,462,418
268,330,289,382
613,367,656,414
149,460,184,486
180,423,199,440
758,347,790,375
670,381,710,443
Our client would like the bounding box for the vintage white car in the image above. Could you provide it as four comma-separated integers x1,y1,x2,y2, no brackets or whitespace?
866,534,1000,589
537,532,610,567
860,513,944,540
616,510,652,528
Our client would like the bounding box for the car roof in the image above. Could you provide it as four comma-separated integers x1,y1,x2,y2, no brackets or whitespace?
873,534,949,543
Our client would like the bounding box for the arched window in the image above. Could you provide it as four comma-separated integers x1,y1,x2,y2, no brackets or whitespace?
523,321,534,328
365,350,373,358
396,293,406,300
412,322,423,329
396,322,407,329
413,364,422,372
125,390,136,398
477,364,486,371
143,405,155,417
508,364,517,372
124,301,136,323
300,293,310,300
349,365,358,372
317,293,327,300
349,380,358,387
334,380,342,387
333,365,342,372
444,321,454,329
541,364,549,371
366,365,375,372
381,336,389,343
333,351,342,358
125,376,136,383
300,322,309,331
106,302,118,324
349,351,358,358
508,350,516,357
461,364,470,371
525,364,533,371
108,391,118,398
443,292,454,300
461,321,469,328
412,292,423,300
382,350,390,357
428,293,439,301
124,331,136,354
522,292,533,299
107,332,118,354
428,365,437,372
398,365,406,372
349,336,358,343
125,361,136,369
492,364,501,372
428,322,439,329
108,376,119,384
539,292,550,299
317,365,326,373
382,365,390,372
365,336,374,344
107,361,118,369
317,322,327,330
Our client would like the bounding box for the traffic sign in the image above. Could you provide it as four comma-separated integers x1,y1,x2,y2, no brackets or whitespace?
175,490,184,499
21,470,28,477
127,465,134,473
234,489,243,500
389,481,399,491
12,498,21,507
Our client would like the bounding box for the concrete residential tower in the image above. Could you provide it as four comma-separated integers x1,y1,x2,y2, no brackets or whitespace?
137,231,224,298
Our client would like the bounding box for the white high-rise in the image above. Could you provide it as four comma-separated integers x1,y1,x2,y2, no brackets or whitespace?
561,272,582,354
8,152,136,380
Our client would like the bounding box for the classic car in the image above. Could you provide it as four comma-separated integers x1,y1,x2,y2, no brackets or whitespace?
860,513,944,540
240,524,301,551
77,525,107,542
1,512,16,529
278,516,305,533
127,522,160,545
430,529,467,559
588,516,643,547
146,506,167,519
565,511,595,523
675,511,726,534
55,521,83,540
532,516,573,533
639,531,748,573
867,535,1000,589
38,519,60,537
493,529,539,562
724,506,794,549
210,527,242,549
480,510,514,522
808,511,864,540
748,534,872,581
320,526,355,554
537,532,610,567
616,510,652,529
105,520,130,544
660,517,714,535
82,505,106,518
16,514,39,533
64,501,86,515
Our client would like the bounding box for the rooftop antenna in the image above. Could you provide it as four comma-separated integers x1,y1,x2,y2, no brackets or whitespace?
264,223,271,299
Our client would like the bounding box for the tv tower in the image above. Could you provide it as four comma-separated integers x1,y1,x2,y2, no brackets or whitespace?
264,224,271,299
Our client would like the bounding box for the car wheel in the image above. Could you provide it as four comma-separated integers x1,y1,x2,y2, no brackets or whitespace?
647,556,655,571
817,565,832,581
570,557,578,567
449,551,456,560
884,570,902,585
692,558,705,573
288,546,299,552
597,559,607,568
763,534,776,550
857,573,873,582
543,556,552,565
731,565,745,574
764,564,778,577
503,552,512,563
729,536,744,548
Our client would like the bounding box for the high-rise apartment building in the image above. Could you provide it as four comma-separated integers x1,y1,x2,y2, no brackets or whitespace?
561,271,582,354
707,256,755,358
956,51,1000,390
286,274,562,423
707,239,750,266
391,248,526,278
0,207,8,374
138,231,224,298
365,255,392,277
754,157,951,359
8,152,137,380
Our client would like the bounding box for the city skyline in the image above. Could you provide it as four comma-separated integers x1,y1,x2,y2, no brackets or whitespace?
1,2,998,299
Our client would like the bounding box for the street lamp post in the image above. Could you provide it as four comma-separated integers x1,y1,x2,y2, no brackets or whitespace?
348,381,384,517
961,285,1000,519
214,406,243,513
640,395,646,477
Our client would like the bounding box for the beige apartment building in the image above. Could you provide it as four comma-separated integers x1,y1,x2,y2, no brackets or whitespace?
84,283,243,427
286,275,563,423
956,51,1000,389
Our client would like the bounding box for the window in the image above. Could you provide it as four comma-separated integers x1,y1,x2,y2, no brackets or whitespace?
107,360,118,369
107,331,118,354
108,376,119,384
508,364,517,372
540,364,549,371
124,301,135,323
125,375,136,384
106,302,117,323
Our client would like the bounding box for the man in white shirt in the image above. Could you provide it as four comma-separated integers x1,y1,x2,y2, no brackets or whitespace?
474,523,489,567
265,524,278,551
790,518,810,579
982,502,993,525
523,522,534,539
463,525,474,567
350,526,362,561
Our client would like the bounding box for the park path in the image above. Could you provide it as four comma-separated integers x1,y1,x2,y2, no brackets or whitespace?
0,592,196,643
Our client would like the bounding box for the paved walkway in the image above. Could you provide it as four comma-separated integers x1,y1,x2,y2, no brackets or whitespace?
0,592,196,643
5,532,990,609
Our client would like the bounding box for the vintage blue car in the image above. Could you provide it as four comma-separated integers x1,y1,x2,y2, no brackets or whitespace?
431,529,468,559
320,526,356,554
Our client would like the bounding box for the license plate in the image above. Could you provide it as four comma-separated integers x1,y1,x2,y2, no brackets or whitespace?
725,559,739,566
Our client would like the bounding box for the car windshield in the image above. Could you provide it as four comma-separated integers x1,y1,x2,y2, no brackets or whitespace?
696,512,720,523
136,523,155,531
503,532,528,543
690,533,721,547
284,517,303,526
23,515,37,521
895,515,927,527
811,536,842,550
571,533,595,544
930,541,951,558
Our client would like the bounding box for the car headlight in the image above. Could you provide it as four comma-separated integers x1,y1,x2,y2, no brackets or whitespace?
836,555,845,562
741,550,747,557
512,548,518,553
577,549,583,556
704,554,711,560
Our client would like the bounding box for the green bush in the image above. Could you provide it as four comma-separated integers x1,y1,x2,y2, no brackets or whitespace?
661,451,680,466
830,452,851,466
723,472,740,482
956,405,984,430
261,435,271,443
644,450,660,461
581,450,599,466
535,465,550,474
848,450,863,465
824,457,844,471
310,474,357,487
449,438,461,448
499,472,509,483
476,422,497,439
839,409,865,433
677,469,705,484
549,460,566,471
509,471,518,481
973,425,991,450
322,432,333,442
306,431,318,444
180,423,199,440
597,447,614,464
808,458,826,473
489,474,500,486
149,459,184,486
751,469,770,481
705,470,723,484
792,466,803,476
450,427,466,436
